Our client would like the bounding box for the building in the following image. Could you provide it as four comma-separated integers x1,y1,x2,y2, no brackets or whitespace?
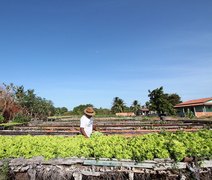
174,97,212,117
139,108,150,116
115,112,135,117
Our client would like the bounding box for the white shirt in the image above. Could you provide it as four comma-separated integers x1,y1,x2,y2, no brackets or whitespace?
80,115,94,137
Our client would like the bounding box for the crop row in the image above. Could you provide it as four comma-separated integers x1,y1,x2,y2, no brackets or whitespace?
0,130,211,162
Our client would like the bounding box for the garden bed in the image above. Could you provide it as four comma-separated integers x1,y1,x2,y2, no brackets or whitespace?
1,157,212,180
0,130,211,179
1,119,211,136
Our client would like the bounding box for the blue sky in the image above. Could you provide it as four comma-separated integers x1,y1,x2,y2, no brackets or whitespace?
0,0,212,110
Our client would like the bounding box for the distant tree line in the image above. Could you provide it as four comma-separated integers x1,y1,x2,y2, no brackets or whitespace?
110,87,181,116
0,83,182,123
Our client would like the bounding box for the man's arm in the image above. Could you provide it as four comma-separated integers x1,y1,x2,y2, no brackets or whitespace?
80,127,89,138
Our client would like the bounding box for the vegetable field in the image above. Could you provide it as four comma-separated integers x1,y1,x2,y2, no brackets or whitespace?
0,118,212,180
0,130,211,162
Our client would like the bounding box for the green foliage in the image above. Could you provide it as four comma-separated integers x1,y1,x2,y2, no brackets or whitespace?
0,159,9,180
0,115,4,123
166,93,182,106
0,130,211,162
167,139,186,161
16,87,55,120
55,107,68,116
130,100,141,115
1,83,56,121
12,114,30,123
111,97,125,114
148,87,181,115
91,131,104,137
72,104,93,115
71,106,112,116
142,116,150,120
95,108,111,116
0,122,24,129
62,111,73,116
185,110,195,119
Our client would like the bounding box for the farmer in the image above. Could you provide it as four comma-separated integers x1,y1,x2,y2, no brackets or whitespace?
80,106,96,138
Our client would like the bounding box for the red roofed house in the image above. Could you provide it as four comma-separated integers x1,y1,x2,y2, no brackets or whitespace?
140,108,150,116
174,97,212,117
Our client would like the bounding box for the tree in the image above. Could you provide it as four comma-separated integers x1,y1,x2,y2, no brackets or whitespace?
72,104,93,115
148,87,175,115
130,100,141,116
95,107,111,116
145,101,150,108
0,83,21,122
0,83,56,121
55,107,68,116
165,93,182,106
111,97,125,114
15,87,55,120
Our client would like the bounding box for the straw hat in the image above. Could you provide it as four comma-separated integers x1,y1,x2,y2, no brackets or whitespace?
84,107,95,116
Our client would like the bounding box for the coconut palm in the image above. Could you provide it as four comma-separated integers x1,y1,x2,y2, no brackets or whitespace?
111,97,125,114
130,100,141,115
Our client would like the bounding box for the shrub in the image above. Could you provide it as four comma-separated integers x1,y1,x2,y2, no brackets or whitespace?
142,116,150,120
0,114,4,123
185,110,195,119
12,114,30,123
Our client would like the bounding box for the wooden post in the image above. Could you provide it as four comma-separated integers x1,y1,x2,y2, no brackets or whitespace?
129,172,134,180
203,106,206,112
73,172,82,180
183,108,185,116
193,107,196,116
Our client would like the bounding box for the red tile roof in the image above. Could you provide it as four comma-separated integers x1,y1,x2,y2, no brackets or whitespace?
174,97,212,108
141,108,149,111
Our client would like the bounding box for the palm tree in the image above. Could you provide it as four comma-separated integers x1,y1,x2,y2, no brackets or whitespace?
130,100,141,115
111,97,125,114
